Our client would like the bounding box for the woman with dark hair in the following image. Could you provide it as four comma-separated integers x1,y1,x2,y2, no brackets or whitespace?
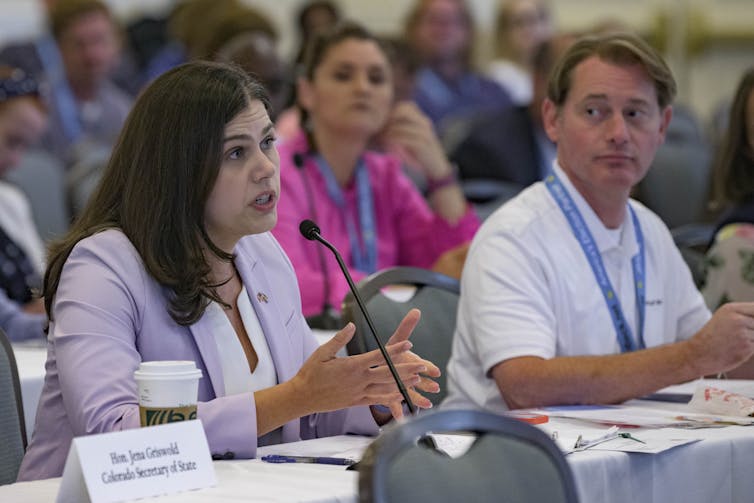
702,68,754,308
272,22,479,322
17,61,438,481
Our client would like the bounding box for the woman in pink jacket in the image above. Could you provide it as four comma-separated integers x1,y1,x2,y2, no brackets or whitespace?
273,22,479,322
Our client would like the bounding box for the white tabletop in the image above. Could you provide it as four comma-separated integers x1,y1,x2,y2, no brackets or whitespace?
3,410,754,503
0,437,364,502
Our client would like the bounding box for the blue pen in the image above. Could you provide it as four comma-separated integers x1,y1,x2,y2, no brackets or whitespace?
261,454,356,466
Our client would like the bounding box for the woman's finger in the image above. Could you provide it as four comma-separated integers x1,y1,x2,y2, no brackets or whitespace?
386,308,422,345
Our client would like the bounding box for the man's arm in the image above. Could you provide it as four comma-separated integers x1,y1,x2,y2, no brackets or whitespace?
492,302,754,409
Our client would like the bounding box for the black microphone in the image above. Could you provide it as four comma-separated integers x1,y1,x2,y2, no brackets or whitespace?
299,219,417,415
294,153,340,330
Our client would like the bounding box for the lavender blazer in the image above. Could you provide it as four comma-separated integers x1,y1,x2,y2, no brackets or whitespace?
17,229,377,481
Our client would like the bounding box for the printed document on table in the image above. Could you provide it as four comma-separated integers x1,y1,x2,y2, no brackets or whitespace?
655,379,754,398
532,404,754,428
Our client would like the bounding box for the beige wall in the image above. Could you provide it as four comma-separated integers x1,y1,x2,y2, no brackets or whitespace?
1,0,752,124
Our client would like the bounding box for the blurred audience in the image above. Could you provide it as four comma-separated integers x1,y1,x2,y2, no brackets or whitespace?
207,6,289,121
215,33,289,122
144,0,240,81
272,22,479,324
451,33,574,198
277,1,342,142
31,0,132,169
702,68,754,308
0,67,49,341
487,0,553,105
404,0,512,138
382,36,421,103
0,0,143,97
292,0,342,73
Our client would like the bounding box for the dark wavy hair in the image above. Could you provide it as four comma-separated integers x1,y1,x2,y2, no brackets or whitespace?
714,67,754,205
44,61,270,325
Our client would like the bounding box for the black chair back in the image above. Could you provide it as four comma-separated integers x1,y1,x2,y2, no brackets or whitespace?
359,409,579,503
0,328,27,484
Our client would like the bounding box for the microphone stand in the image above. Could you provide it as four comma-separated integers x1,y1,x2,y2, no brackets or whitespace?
301,221,416,415
300,221,441,469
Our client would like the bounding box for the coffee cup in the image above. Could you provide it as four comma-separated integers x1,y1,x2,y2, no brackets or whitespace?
134,361,202,427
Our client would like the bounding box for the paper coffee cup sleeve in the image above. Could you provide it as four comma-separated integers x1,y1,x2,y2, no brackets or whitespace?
688,384,754,417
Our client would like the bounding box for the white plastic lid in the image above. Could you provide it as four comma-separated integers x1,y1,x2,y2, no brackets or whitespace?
133,360,203,381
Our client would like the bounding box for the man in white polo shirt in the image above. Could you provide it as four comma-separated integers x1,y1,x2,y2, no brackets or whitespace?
444,32,754,414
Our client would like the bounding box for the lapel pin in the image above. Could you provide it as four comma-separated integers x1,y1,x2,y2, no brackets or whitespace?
257,292,269,303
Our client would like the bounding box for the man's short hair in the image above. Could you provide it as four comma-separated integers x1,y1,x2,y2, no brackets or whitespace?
49,0,112,40
547,31,676,109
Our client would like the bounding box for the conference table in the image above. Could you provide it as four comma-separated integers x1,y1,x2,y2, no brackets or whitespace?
3,401,754,502
8,340,754,502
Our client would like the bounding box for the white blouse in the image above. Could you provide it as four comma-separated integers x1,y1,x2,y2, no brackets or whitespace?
206,286,278,396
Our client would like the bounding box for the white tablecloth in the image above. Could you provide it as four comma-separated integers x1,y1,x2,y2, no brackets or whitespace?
10,334,754,503
0,437,363,502
547,414,754,502
3,413,754,503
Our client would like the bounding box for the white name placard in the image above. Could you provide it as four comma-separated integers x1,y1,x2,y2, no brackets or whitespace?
56,420,216,503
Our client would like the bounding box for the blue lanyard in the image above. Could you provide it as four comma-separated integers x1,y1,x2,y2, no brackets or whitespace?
545,172,646,352
314,155,378,274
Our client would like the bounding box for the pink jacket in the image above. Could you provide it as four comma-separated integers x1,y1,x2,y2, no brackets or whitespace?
272,132,480,316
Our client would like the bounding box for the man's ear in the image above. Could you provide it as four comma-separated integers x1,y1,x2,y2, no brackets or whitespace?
542,98,560,143
657,105,673,144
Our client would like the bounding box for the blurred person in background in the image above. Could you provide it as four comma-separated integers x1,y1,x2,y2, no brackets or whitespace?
272,22,479,325
205,6,290,121
37,0,132,167
144,0,240,81
702,68,754,309
277,1,342,142
215,33,290,122
404,0,512,138
451,34,575,199
382,36,421,104
487,0,553,105
0,67,50,341
292,1,342,75
0,0,143,97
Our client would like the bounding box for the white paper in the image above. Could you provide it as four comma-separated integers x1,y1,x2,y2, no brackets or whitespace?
428,433,476,458
585,430,701,454
257,434,372,461
534,404,754,428
656,379,754,398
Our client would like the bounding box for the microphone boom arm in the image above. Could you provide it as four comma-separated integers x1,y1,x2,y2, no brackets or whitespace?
306,228,417,415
